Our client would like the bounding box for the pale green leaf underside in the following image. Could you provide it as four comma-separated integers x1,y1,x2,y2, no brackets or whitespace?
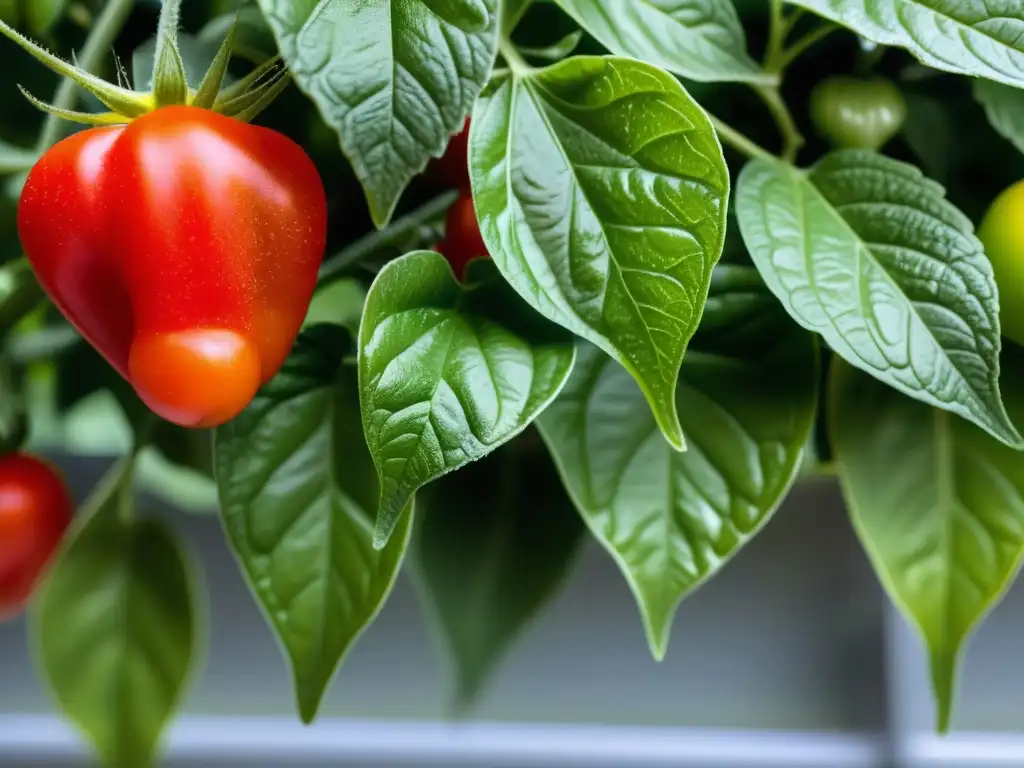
215,326,412,724
831,353,1024,732
538,265,818,658
470,55,730,452
257,0,498,227
551,0,770,84
974,79,1024,155
735,150,1021,448
416,441,584,708
359,251,576,547
789,0,1024,88
35,482,195,768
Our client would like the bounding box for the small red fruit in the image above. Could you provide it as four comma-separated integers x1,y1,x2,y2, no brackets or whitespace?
439,192,489,280
432,118,470,191
18,106,327,429
0,453,73,618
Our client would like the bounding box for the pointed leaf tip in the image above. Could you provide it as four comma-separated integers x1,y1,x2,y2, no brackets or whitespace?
150,0,188,106
0,18,151,117
17,85,130,126
192,11,239,109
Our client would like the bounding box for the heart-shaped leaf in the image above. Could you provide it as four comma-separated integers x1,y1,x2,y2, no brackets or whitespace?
537,265,818,657
831,350,1024,732
975,79,1024,156
736,150,1021,448
550,0,770,84
788,0,1024,89
215,324,413,723
470,55,730,451
34,460,198,768
416,435,584,709
257,0,498,227
359,251,576,546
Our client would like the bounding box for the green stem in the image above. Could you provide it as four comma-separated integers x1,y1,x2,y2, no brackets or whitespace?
707,114,776,163
504,0,534,34
753,84,804,163
764,0,786,71
754,0,804,164
316,190,458,287
780,7,806,38
36,0,135,152
780,22,839,69
498,36,533,77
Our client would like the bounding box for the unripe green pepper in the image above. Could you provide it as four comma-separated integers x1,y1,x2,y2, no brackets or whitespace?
810,76,907,151
979,180,1024,347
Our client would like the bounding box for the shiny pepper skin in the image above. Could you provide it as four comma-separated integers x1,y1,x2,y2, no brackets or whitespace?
438,191,489,281
432,118,470,191
0,453,72,618
18,106,327,428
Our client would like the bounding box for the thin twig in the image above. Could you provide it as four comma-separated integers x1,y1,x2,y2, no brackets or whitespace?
707,115,777,163
316,191,459,287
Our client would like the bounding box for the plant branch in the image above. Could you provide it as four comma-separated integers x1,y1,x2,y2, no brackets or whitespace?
707,114,776,163
316,190,458,287
780,7,806,38
37,0,136,152
504,0,534,34
753,85,804,163
498,36,533,77
780,23,840,69
753,0,806,163
764,0,786,71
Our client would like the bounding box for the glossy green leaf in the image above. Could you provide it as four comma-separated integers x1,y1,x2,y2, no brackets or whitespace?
470,56,729,452
257,0,499,228
25,0,67,36
537,265,818,657
34,461,197,768
550,0,770,83
421,0,490,29
831,351,1024,732
975,79,1024,156
215,324,413,723
359,250,576,546
303,278,367,336
788,0,1024,89
735,150,1021,448
416,435,584,708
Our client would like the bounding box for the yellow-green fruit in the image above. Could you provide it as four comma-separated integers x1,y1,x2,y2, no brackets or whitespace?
979,180,1024,347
